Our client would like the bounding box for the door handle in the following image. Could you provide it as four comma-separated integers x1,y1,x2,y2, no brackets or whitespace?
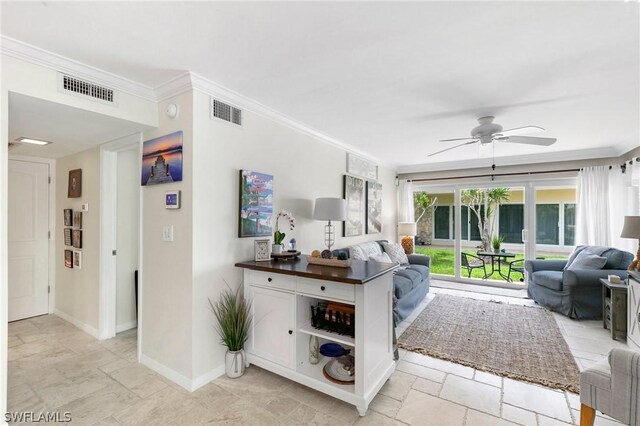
521,229,528,243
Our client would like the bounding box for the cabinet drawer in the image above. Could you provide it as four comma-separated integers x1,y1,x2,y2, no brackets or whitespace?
296,277,355,303
248,270,295,292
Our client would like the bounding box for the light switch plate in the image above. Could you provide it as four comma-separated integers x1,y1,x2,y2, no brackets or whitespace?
162,225,174,242
81,203,89,212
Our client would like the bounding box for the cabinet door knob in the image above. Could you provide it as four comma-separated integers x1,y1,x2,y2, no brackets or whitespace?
288,330,293,335
267,277,272,282
321,286,326,291
637,312,640,324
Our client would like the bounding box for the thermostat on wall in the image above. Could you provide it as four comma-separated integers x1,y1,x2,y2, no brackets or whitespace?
165,190,181,209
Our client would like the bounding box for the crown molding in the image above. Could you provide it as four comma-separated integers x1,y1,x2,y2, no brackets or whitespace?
185,72,393,169
0,36,157,101
397,146,621,175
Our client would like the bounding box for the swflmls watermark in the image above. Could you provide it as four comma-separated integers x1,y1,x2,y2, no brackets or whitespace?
4,411,72,423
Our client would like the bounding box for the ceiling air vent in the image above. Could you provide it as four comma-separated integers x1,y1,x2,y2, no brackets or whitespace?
58,73,116,104
211,98,242,126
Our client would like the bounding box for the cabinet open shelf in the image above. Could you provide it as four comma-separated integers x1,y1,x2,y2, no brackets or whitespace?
297,359,355,394
298,322,355,347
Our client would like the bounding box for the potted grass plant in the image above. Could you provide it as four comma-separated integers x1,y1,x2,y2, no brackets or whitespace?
492,234,505,253
210,286,252,378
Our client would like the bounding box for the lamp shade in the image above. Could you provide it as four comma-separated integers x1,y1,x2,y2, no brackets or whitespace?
621,216,640,238
313,198,346,221
398,222,417,236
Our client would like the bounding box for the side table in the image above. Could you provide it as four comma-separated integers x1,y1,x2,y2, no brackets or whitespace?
600,278,628,341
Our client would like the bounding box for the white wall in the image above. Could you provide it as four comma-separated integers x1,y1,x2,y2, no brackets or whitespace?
115,148,139,332
54,147,101,335
140,92,194,381
190,89,398,380
0,50,158,420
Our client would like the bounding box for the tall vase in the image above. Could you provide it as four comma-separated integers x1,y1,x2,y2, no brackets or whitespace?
225,349,246,378
309,335,319,365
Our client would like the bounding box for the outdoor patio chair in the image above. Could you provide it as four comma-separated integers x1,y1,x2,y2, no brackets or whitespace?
507,259,525,282
461,252,487,279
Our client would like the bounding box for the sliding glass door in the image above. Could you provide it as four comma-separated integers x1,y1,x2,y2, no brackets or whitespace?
414,189,456,278
533,186,577,261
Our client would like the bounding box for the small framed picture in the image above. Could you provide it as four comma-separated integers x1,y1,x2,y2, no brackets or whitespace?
68,169,82,198
64,228,72,246
72,230,82,249
254,239,271,262
64,209,73,226
73,250,82,269
165,190,181,209
73,211,83,229
64,250,73,268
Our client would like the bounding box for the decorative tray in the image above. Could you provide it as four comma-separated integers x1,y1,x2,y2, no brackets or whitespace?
271,251,301,261
322,356,355,385
306,256,351,268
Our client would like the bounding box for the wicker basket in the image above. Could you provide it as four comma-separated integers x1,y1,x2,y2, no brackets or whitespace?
306,256,351,268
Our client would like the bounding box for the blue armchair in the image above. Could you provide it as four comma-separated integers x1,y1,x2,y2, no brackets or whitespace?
525,246,633,319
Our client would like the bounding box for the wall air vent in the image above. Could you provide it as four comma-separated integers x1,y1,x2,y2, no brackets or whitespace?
211,98,242,126
58,73,117,104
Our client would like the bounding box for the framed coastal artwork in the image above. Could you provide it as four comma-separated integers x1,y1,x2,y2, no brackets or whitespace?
64,250,73,269
347,153,378,181
343,175,364,237
64,209,73,226
238,170,273,238
366,181,382,234
68,169,82,198
64,228,72,246
72,230,82,249
141,131,183,186
73,211,82,229
73,251,82,269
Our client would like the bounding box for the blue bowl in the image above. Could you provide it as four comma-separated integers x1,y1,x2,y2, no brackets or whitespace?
319,343,349,357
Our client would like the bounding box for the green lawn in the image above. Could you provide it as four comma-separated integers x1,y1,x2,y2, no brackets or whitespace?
414,246,566,282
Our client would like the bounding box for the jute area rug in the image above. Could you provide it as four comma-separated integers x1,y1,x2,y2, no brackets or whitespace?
398,294,580,393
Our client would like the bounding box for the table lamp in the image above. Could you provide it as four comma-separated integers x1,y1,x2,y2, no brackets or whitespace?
313,198,346,251
621,215,640,271
398,222,417,255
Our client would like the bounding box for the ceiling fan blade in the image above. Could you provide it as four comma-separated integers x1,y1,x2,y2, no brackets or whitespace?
439,137,478,143
502,136,557,146
428,140,478,157
498,126,544,137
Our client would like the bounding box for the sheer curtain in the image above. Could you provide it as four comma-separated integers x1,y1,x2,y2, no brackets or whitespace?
577,162,640,249
398,179,415,223
576,166,610,246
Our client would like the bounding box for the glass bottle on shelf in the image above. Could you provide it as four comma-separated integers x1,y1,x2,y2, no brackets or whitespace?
309,335,319,365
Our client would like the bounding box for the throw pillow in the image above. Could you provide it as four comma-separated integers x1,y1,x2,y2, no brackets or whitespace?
566,250,607,270
349,245,366,261
564,247,584,270
382,242,409,265
349,241,383,260
370,253,393,263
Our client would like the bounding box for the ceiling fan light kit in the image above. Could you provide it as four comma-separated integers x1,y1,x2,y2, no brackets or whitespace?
429,116,556,157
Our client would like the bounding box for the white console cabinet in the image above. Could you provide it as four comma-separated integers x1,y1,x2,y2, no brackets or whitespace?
627,271,640,350
236,258,397,416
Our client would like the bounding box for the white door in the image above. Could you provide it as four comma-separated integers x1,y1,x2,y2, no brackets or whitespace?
8,160,50,321
247,285,295,369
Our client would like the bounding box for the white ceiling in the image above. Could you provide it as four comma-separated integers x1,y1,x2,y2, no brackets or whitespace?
1,1,638,170
8,93,147,158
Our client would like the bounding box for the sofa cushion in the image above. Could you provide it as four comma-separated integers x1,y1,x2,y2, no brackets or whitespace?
406,264,429,281
394,274,415,299
349,241,383,261
370,253,393,263
532,270,564,291
567,251,607,271
382,242,409,265
603,249,634,270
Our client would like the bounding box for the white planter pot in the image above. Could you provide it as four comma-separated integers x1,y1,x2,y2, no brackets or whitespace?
225,349,246,378
272,244,283,254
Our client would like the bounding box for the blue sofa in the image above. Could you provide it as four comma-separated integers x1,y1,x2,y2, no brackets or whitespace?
333,240,430,323
525,246,633,319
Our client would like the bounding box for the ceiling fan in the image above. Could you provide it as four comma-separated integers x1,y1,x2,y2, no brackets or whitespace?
429,116,557,157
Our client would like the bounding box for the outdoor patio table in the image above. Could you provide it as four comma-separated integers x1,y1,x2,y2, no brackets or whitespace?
476,251,516,280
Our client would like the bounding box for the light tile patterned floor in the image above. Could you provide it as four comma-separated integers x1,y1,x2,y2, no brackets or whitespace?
6,286,630,425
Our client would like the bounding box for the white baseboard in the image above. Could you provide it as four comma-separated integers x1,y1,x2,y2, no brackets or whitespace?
116,320,137,333
54,309,99,339
140,353,224,392
191,364,225,391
